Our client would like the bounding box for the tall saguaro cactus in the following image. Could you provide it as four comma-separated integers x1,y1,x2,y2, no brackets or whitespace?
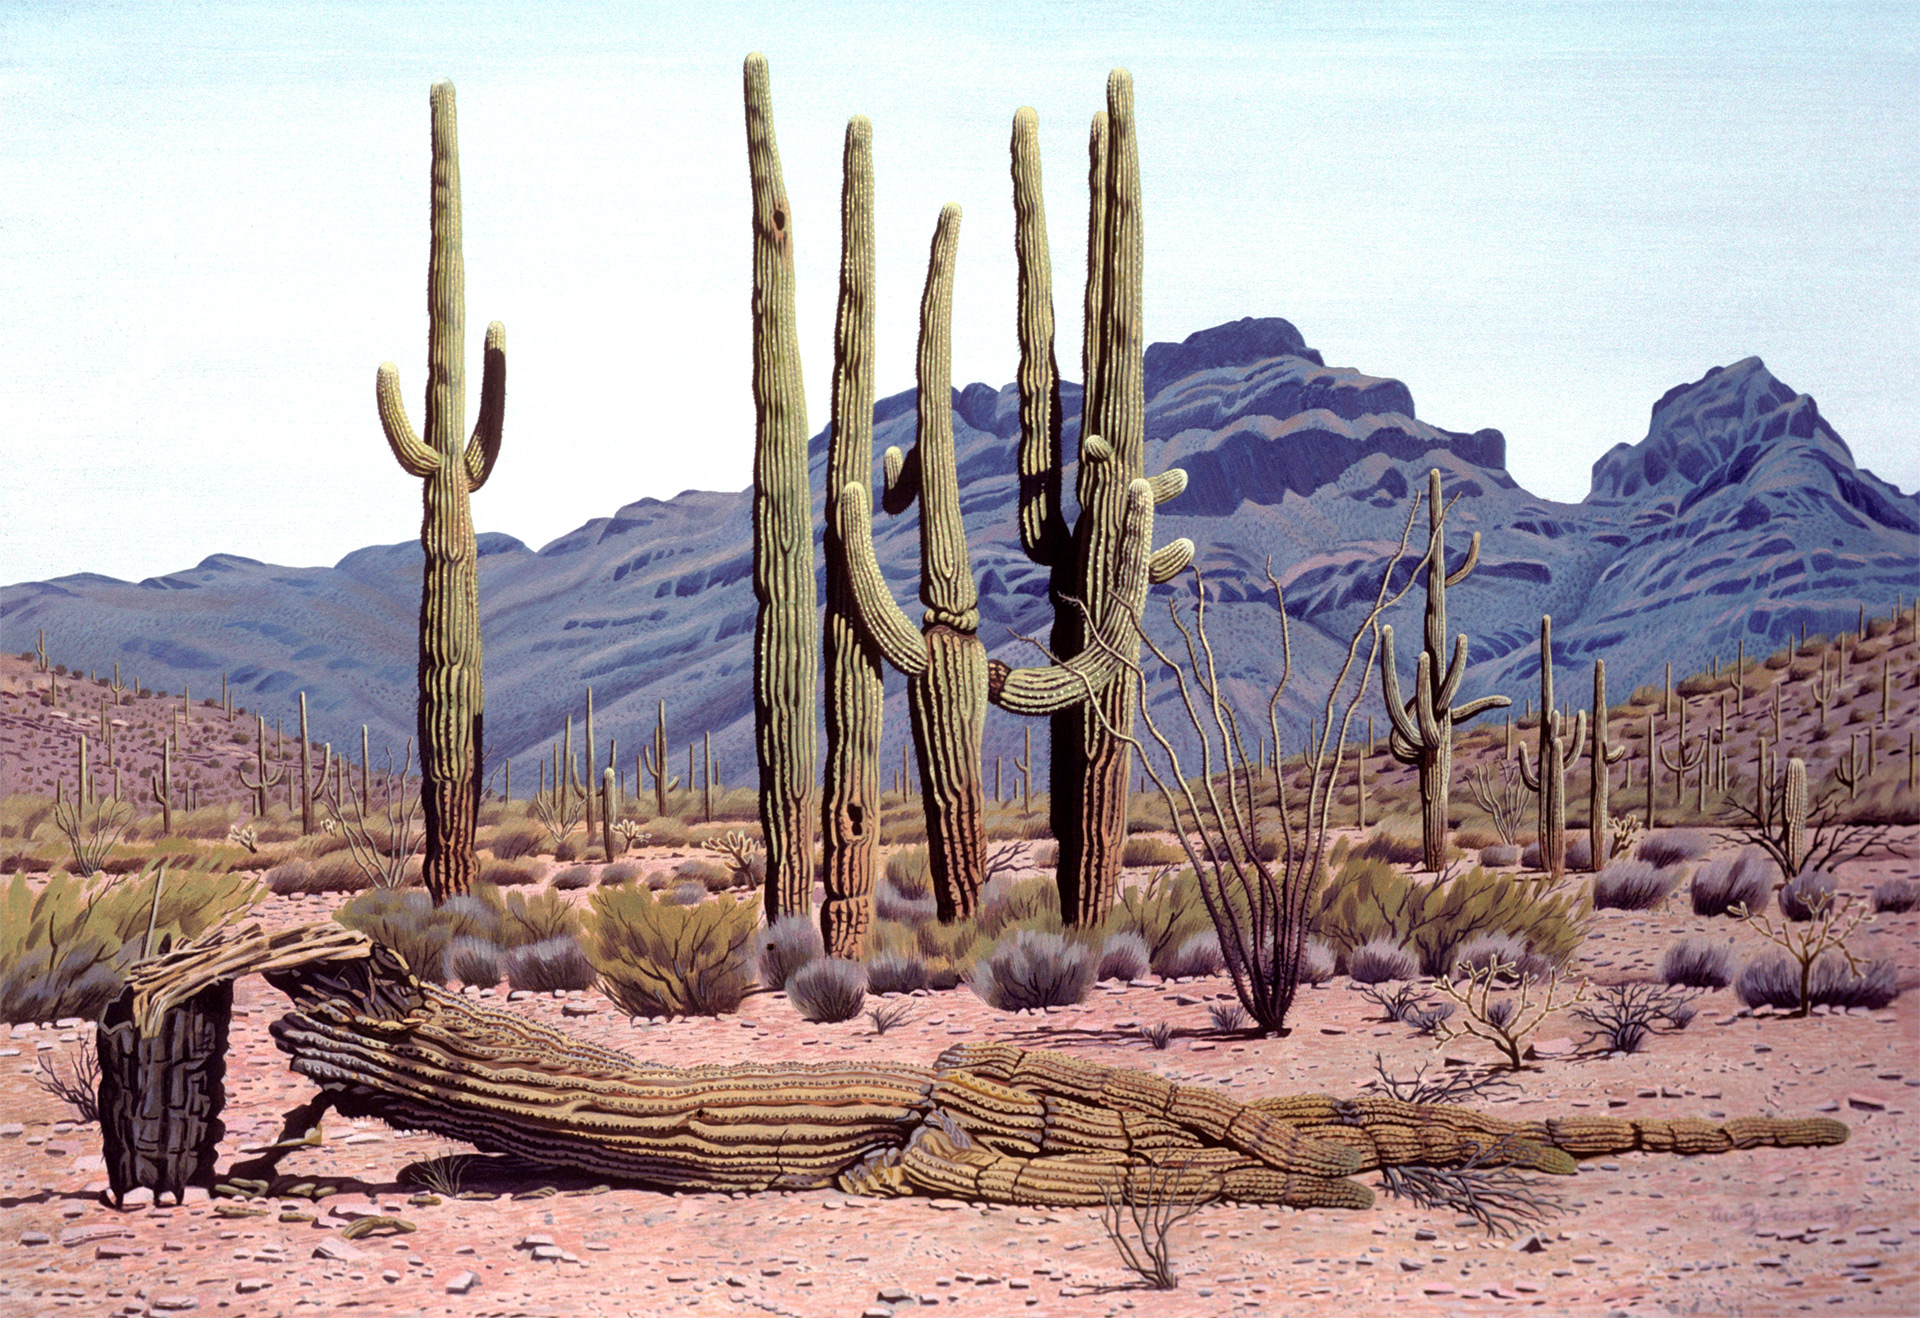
819,115,885,958
1007,77,1196,926
1585,660,1628,869
1378,469,1510,871
237,716,283,819
837,205,1159,923
1515,616,1588,880
375,81,506,906
642,699,677,817
744,53,819,922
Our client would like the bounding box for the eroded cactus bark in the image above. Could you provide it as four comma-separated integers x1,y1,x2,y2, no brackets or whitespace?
375,81,506,905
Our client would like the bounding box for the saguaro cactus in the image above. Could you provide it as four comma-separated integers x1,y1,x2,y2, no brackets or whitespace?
1006,79,1196,926
374,80,507,905
1783,755,1808,874
1585,661,1628,869
641,699,677,817
837,205,1159,923
819,115,885,959
1658,700,1705,821
237,716,283,818
1515,617,1587,880
744,53,819,922
1378,469,1511,871
147,738,175,835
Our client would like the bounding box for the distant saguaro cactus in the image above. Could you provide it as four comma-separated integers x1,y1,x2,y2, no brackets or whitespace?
1005,78,1196,926
147,737,175,836
744,53,819,923
1783,756,1808,873
1585,661,1628,871
1378,469,1511,871
1516,616,1587,880
237,716,283,818
374,81,507,905
641,699,677,817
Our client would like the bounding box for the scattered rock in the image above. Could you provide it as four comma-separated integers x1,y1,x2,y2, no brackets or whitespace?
150,1297,199,1312
18,1231,50,1246
234,1279,271,1294
313,1238,367,1263
1846,1093,1886,1111
445,1269,480,1294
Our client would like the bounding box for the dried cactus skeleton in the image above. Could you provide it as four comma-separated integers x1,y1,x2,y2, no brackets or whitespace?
98,923,1849,1213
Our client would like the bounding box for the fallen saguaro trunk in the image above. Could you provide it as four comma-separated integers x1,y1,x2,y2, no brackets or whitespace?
96,922,1849,1212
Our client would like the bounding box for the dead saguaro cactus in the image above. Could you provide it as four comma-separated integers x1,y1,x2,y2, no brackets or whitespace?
1006,77,1196,926
374,80,507,905
1516,616,1587,880
819,114,884,959
744,53,819,923
1378,469,1511,871
836,204,1157,923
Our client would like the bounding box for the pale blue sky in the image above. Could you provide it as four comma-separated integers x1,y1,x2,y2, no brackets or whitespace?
1,0,1914,586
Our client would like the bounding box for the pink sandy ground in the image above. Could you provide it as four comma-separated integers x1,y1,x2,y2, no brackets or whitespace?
2,835,1917,1318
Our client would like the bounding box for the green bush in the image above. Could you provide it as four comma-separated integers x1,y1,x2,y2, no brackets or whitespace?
1352,817,1429,866
0,864,263,1023
1120,835,1187,868
333,889,491,984
976,875,1061,940
585,886,758,1017
883,847,931,899
1105,868,1211,973
1311,858,1588,977
486,823,545,860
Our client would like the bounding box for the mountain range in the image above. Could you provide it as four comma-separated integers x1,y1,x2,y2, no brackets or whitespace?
5,317,1913,789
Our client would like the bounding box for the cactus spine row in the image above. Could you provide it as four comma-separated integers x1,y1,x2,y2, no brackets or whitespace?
374,80,506,905
744,54,819,923
1379,469,1511,871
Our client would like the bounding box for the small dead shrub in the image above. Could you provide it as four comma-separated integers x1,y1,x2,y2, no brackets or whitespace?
1637,829,1710,869
1120,835,1186,868
504,935,597,992
1810,954,1899,1010
1872,878,1920,914
1691,848,1773,917
487,823,544,860
479,856,541,887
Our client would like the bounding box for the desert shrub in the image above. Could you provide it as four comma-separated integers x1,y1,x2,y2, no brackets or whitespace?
297,848,372,893
1591,860,1681,911
504,935,597,992
1660,937,1735,989
551,837,582,862
1346,936,1418,984
967,930,1095,1011
1451,931,1550,982
1156,931,1224,979
865,951,929,995
1097,931,1150,983
333,888,481,984
1295,937,1336,985
467,884,579,949
1311,858,1588,977
549,865,595,891
664,880,707,906
1027,839,1059,867
264,858,315,895
977,875,1061,939
1107,868,1211,973
1734,953,1803,1011
1810,954,1900,1010
884,847,932,900
1451,821,1506,851
1637,829,1710,869
1479,844,1521,868
874,880,937,925
585,886,759,1017
1872,878,1920,914
600,859,645,885
1572,983,1698,1054
1120,835,1186,868
479,856,541,887
673,858,732,890
642,816,692,848
173,805,244,841
1691,848,1774,917
1564,835,1592,872
444,935,503,988
0,864,263,1022
488,823,544,860
1354,818,1426,866
758,914,824,990
1779,869,1837,922
788,957,867,1023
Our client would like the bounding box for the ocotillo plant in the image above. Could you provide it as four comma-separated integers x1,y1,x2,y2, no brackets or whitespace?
237,716,283,818
642,700,677,818
1006,79,1196,925
1516,617,1587,880
1378,469,1511,871
744,53,818,922
818,114,884,959
374,80,507,905
1585,660,1628,871
836,206,1159,923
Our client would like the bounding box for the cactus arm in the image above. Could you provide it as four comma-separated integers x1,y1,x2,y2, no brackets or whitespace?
1565,711,1590,766
912,204,978,632
1010,106,1068,569
1377,625,1425,755
1077,110,1108,508
464,321,507,491
1605,742,1628,764
1435,631,1471,708
1147,538,1196,585
1412,651,1444,749
1146,467,1187,506
1516,742,1542,792
991,479,1154,716
836,484,931,678
1443,530,1480,587
375,365,439,477
881,444,919,516
1448,693,1511,725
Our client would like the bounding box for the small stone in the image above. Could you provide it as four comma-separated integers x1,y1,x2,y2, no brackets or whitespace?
877,1286,913,1302
0,1123,22,1138
561,1003,598,1017
380,1269,402,1283
1399,1259,1425,1271
1422,1283,1457,1296
445,1269,480,1294
517,1234,556,1249
532,1245,564,1262
1414,1229,1437,1242
234,1279,271,1295
508,990,533,1001
19,1231,50,1246
150,1297,199,1312
1511,1232,1548,1253
1846,1093,1886,1111
313,1239,367,1263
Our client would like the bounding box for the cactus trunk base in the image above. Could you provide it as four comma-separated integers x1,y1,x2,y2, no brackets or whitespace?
422,774,476,903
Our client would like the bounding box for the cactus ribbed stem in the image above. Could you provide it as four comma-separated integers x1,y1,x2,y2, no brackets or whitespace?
1586,661,1627,870
298,693,314,836
374,81,505,905
1515,616,1586,880
1783,756,1807,874
744,53,819,924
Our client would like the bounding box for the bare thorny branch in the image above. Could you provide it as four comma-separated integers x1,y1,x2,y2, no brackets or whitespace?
319,740,423,890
